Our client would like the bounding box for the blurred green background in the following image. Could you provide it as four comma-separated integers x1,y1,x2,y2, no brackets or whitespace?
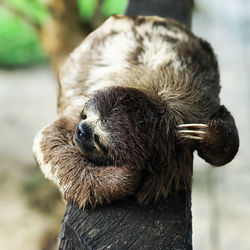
0,0,128,66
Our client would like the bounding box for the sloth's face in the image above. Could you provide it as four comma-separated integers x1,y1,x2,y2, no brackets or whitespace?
74,87,166,168
74,104,113,166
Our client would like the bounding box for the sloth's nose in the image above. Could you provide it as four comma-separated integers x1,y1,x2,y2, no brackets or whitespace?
76,122,92,141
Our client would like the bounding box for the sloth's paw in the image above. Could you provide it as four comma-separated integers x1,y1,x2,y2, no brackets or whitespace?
177,119,239,166
177,123,208,140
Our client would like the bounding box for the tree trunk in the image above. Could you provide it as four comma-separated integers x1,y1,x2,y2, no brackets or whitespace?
41,0,90,70
59,191,192,250
58,0,193,249
126,0,193,29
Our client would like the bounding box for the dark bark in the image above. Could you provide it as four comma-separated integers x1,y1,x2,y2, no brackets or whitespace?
59,191,192,250
58,1,193,249
126,0,193,29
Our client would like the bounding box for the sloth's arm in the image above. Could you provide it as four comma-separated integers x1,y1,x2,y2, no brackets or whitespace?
33,116,141,208
178,105,239,166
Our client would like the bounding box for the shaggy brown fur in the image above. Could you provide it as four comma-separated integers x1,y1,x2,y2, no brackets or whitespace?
39,117,141,207
33,15,239,208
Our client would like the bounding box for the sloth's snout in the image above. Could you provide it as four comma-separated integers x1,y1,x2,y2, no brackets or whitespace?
75,122,94,153
76,122,92,141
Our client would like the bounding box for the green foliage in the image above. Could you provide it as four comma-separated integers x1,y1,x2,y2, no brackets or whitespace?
78,0,128,20
101,0,128,17
0,0,48,66
0,0,128,66
77,0,98,21
7,0,49,25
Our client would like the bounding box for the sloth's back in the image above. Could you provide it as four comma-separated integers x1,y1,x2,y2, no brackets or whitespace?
60,15,221,121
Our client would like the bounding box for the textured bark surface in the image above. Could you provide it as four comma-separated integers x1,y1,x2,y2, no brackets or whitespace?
59,191,192,250
58,0,193,249
126,0,193,29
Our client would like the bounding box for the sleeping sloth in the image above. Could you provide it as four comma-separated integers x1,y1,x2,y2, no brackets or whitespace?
33,15,239,208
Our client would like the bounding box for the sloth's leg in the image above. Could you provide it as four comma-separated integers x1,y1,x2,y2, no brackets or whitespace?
177,105,239,166
33,116,141,208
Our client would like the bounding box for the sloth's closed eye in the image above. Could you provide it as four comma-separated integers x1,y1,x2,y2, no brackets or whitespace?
80,112,87,120
94,134,108,153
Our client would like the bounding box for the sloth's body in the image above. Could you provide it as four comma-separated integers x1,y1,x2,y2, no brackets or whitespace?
59,15,220,121
33,16,239,208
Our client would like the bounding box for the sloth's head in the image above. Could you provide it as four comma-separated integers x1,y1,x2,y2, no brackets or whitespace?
75,86,173,170
34,86,193,207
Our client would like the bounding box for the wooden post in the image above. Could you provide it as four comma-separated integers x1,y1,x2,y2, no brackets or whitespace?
58,0,193,249
126,0,193,29
59,191,192,249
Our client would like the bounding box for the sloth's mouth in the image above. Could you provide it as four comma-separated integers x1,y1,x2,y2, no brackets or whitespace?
74,135,114,166
75,135,94,153
88,156,114,166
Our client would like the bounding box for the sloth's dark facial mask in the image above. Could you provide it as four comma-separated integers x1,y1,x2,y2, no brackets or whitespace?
75,113,113,166
74,86,167,169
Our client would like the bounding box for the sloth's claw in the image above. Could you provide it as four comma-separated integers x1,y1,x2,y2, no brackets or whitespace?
179,135,204,140
177,123,208,140
177,129,206,135
177,124,208,129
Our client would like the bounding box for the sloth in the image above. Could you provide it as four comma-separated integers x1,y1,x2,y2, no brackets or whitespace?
33,15,239,208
